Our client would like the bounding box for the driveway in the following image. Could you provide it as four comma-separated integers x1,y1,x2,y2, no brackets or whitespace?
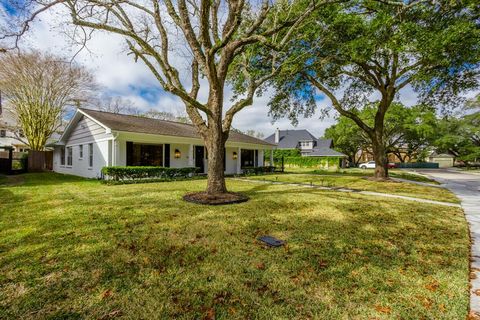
414,169,480,315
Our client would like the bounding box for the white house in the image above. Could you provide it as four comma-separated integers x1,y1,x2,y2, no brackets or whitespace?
0,105,29,152
52,108,275,178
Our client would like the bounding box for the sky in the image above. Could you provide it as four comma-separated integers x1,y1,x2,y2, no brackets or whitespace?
0,3,477,139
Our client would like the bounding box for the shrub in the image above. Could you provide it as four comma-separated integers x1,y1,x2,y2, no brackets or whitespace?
101,166,199,182
282,156,341,168
242,166,276,175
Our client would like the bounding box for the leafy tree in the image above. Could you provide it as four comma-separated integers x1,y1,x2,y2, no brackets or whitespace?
434,109,480,164
0,51,95,150
325,103,437,165
4,0,318,196
266,0,480,179
324,117,367,166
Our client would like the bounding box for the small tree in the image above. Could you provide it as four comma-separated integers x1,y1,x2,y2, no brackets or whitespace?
5,0,318,196
266,0,480,179
0,51,94,150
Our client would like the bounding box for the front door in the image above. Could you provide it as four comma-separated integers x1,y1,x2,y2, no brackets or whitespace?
195,146,205,173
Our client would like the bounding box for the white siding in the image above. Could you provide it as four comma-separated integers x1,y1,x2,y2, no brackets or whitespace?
67,116,109,145
53,140,109,178
225,147,238,174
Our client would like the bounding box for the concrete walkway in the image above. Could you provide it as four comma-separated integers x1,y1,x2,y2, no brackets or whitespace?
233,177,461,207
415,169,480,317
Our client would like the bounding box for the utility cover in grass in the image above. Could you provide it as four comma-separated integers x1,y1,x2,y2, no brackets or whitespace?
258,235,285,247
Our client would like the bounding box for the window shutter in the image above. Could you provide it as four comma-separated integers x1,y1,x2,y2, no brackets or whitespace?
164,144,170,167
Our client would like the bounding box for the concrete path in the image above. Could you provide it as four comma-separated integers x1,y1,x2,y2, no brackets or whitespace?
414,169,480,317
233,177,461,207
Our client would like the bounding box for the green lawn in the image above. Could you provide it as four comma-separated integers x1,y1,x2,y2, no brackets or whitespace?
0,173,469,319
245,173,458,203
285,167,439,184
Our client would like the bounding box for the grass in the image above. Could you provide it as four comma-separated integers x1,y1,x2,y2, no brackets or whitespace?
284,167,439,184
245,173,458,204
0,173,469,319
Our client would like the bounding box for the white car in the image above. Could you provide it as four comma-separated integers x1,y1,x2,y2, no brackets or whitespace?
359,161,376,169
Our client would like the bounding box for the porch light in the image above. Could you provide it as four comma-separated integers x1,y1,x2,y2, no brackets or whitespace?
174,149,181,158
232,151,238,160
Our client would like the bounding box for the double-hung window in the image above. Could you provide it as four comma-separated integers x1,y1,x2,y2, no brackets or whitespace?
67,147,73,166
79,145,83,159
88,143,93,167
60,147,65,166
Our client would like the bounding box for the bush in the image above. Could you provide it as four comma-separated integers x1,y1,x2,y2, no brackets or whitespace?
242,166,276,175
101,166,200,182
282,156,341,168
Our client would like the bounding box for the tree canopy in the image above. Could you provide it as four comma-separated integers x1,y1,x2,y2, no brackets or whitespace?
266,0,480,178
0,50,95,150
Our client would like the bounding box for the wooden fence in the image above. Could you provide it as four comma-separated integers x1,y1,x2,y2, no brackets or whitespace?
28,150,53,172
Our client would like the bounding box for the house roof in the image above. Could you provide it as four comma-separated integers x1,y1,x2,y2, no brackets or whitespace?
429,153,455,158
316,138,333,148
78,108,274,146
303,147,347,157
264,129,318,149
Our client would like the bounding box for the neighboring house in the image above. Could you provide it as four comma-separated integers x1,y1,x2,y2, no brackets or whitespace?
427,153,455,168
52,108,275,178
0,104,29,152
264,128,346,159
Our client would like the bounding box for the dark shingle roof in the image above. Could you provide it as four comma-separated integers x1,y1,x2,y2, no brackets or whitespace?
316,138,333,148
79,108,274,146
303,147,346,157
264,129,317,149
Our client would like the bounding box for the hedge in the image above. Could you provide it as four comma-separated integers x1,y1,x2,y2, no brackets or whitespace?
281,156,341,168
242,166,276,175
101,166,199,182
395,162,439,169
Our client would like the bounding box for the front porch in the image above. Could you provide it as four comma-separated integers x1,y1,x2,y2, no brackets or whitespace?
115,132,269,175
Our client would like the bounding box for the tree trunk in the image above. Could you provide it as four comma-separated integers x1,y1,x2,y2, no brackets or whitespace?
372,136,388,179
205,122,228,195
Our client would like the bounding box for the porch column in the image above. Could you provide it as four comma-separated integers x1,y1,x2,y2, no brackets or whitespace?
258,150,264,166
188,144,194,167
236,147,241,174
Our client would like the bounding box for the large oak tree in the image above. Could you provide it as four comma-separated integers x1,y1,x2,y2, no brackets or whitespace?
266,0,480,179
3,0,319,196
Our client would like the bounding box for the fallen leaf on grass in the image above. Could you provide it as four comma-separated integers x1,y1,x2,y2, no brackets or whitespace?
100,289,113,300
255,262,265,270
425,280,439,292
374,305,391,314
100,309,122,319
203,308,215,320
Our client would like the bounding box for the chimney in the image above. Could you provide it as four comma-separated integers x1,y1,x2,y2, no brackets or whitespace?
275,128,280,143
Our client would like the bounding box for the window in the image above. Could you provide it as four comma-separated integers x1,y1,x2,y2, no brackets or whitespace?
126,142,163,166
241,149,255,168
60,147,65,166
88,143,93,167
79,145,83,159
67,147,72,166
0,129,5,138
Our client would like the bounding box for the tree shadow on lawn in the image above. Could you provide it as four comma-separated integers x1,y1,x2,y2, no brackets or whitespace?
0,182,469,319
